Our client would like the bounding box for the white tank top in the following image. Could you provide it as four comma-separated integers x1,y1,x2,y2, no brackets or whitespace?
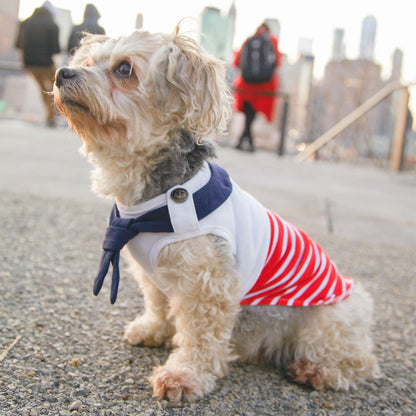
117,162,353,306
117,162,270,299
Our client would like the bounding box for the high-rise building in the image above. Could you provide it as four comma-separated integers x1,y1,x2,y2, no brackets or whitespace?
199,2,236,62
298,37,313,58
0,0,20,71
0,0,21,99
308,58,383,157
54,7,72,63
359,15,377,61
390,48,403,80
135,13,143,30
332,28,345,62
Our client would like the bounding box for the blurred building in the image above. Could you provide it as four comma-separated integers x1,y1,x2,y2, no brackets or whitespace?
390,48,403,81
304,14,405,160
135,13,143,30
0,0,21,96
199,2,236,62
332,28,345,62
309,59,383,158
276,41,315,152
378,48,406,140
359,15,377,61
54,7,72,65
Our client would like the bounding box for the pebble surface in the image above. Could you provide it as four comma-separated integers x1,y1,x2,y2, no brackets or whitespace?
0,191,415,415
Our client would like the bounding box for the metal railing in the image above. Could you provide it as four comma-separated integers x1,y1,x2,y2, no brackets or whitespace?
295,81,411,171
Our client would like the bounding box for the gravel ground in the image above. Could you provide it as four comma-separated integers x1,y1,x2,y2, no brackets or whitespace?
0,191,415,416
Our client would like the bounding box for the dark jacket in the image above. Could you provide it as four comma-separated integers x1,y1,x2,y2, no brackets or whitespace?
15,7,60,67
67,4,105,54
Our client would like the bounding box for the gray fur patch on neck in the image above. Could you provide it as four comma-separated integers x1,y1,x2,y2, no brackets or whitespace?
140,130,217,201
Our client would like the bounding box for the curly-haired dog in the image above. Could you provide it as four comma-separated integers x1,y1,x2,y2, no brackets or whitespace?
53,27,380,402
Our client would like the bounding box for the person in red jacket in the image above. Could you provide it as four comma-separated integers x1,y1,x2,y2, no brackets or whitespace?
233,23,282,151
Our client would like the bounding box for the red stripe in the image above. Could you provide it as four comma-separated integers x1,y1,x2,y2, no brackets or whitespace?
257,234,313,300
240,210,353,306
251,242,320,306
263,219,297,280
265,211,275,261
308,267,340,305
304,245,344,305
244,215,309,301
267,227,312,290
245,212,284,295
303,268,332,305
278,226,303,281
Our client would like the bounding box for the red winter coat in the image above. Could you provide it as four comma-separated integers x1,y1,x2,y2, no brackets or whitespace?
233,34,282,122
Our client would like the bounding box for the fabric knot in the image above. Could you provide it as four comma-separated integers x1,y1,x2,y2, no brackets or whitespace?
103,226,138,251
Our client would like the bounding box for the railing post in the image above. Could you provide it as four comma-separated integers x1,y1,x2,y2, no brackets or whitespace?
295,81,403,162
389,87,409,172
277,94,289,156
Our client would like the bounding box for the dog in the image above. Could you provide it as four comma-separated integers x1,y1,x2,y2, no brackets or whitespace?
53,27,380,402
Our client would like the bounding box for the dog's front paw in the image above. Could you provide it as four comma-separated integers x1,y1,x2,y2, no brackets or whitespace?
124,315,173,347
150,365,205,402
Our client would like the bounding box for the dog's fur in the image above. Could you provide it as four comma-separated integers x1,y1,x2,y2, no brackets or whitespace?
53,27,380,402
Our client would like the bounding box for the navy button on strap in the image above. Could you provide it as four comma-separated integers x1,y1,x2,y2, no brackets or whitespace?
94,163,232,304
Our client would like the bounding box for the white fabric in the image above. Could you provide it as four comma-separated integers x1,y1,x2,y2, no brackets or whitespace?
117,162,270,299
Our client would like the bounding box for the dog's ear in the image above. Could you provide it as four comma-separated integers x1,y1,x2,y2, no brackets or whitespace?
145,33,231,140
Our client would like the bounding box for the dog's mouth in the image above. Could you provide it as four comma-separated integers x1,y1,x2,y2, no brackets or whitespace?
61,98,89,112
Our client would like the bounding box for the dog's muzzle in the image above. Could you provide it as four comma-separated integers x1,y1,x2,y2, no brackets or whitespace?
55,67,78,88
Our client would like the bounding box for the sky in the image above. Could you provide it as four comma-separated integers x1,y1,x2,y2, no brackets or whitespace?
19,0,416,110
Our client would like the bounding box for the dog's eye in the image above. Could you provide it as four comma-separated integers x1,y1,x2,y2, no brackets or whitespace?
115,61,133,77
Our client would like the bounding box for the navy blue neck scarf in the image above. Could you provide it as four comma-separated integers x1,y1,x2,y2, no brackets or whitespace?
94,163,232,304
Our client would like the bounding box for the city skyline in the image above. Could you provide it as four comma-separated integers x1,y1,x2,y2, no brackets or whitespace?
18,0,415,111
17,1,414,76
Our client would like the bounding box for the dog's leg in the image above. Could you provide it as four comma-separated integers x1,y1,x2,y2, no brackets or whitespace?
285,283,380,390
233,285,379,390
124,263,174,347
149,235,240,402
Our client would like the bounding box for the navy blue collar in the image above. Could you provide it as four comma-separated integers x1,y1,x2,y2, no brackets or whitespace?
94,162,232,304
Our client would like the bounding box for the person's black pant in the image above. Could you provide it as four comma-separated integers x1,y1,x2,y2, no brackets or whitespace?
236,101,256,151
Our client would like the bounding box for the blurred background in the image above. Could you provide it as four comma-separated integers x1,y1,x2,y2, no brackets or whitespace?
1,0,415,170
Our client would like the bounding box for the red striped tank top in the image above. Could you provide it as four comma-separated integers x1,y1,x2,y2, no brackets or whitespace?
240,210,354,306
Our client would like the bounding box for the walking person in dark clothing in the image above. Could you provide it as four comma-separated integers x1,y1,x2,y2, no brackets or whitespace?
67,4,106,55
15,5,60,127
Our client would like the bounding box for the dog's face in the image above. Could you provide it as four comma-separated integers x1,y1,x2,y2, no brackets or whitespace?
53,29,231,154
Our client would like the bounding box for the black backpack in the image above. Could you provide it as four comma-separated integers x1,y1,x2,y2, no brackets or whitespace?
240,35,277,84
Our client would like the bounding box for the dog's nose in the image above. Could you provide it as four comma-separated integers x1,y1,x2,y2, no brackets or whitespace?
55,67,78,88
